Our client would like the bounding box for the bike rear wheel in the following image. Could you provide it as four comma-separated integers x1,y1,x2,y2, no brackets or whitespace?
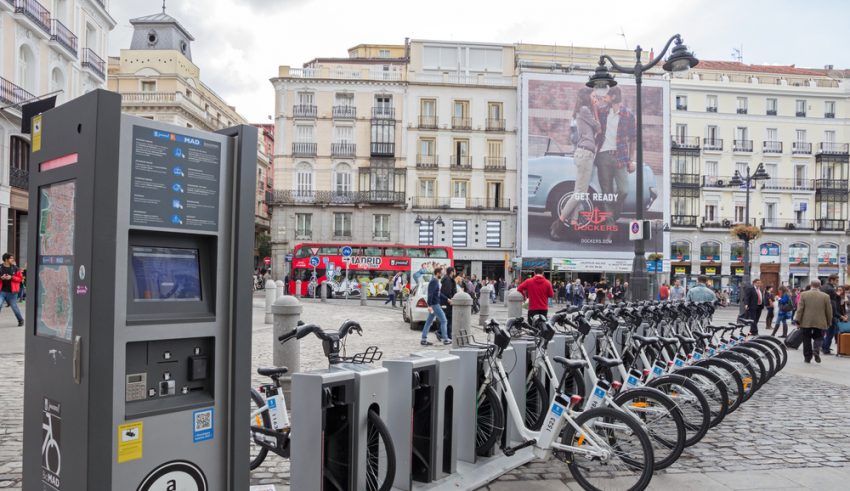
675,366,729,428
475,385,505,456
612,387,685,470
694,358,745,413
366,409,396,491
526,375,549,431
250,388,271,471
647,375,710,447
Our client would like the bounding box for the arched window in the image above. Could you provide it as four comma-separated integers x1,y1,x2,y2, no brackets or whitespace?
700,241,721,261
294,162,313,199
817,242,839,265
730,242,745,262
789,242,810,264
333,162,352,194
671,240,691,261
18,45,36,93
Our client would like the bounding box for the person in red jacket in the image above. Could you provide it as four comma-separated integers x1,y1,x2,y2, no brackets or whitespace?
517,267,555,323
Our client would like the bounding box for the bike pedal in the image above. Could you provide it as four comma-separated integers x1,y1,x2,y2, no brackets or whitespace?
503,439,537,456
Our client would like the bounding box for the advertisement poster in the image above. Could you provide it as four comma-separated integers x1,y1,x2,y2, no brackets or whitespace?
519,73,669,259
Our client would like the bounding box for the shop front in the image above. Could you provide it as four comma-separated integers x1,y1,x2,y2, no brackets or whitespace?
552,258,632,287
699,241,722,290
670,240,692,284
788,242,810,287
817,243,839,283
758,242,781,288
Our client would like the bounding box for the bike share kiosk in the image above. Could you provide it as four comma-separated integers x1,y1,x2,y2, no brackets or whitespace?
22,90,256,490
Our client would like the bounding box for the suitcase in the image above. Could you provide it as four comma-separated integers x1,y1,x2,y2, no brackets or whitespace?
838,333,850,357
784,328,803,350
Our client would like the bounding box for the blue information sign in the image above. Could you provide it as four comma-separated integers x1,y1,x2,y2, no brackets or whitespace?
285,253,293,262
341,246,353,257
309,256,320,267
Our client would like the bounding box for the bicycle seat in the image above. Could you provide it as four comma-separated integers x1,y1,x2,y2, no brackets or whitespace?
257,367,289,377
632,335,659,346
552,356,589,370
658,337,679,346
592,355,623,368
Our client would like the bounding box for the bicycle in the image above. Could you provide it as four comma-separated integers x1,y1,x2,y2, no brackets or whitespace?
250,320,396,491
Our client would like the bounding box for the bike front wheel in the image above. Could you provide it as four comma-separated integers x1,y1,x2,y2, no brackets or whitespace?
525,375,549,431
366,409,396,491
611,387,685,471
562,406,655,491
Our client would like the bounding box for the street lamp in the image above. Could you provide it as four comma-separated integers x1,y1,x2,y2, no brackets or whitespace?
413,214,444,246
587,35,699,301
728,162,770,283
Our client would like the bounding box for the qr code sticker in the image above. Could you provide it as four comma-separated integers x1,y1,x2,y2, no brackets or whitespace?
195,410,212,431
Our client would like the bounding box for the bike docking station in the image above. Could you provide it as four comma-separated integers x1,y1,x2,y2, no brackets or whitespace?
21,90,257,490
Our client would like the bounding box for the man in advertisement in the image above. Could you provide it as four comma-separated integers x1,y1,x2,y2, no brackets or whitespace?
595,86,637,227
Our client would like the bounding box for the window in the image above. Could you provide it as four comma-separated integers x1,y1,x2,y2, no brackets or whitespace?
487,181,503,208
825,130,836,144
333,163,352,194
736,97,748,113
335,92,354,107
295,162,313,197
486,221,502,248
453,139,469,166
451,180,468,198
371,120,394,144
487,140,503,158
141,80,156,92
766,98,777,115
333,212,352,237
671,241,691,260
764,202,777,225
295,125,314,142
730,242,745,261
488,102,503,119
734,205,745,223
795,99,806,117
794,164,807,187
418,221,435,246
701,242,721,260
378,49,390,58
704,204,717,222
704,161,718,177
735,162,748,179
375,95,392,117
766,128,778,142
705,125,719,148
373,214,390,239
796,129,807,143
675,124,687,142
418,138,435,156
420,98,436,117
706,95,717,112
735,127,748,141
794,204,806,224
419,179,435,198
453,100,469,119
672,156,688,174
825,100,836,118
17,45,36,93
297,91,314,105
295,213,312,238
764,162,778,187
452,220,468,248
675,95,687,110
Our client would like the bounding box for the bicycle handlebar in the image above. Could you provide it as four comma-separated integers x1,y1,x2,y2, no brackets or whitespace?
278,320,363,343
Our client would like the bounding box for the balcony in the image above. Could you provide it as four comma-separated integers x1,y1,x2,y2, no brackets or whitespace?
292,104,317,118
416,154,437,169
451,117,472,130
796,111,806,117
760,219,814,231
14,0,51,36
332,105,356,119
701,175,736,188
331,142,355,157
370,142,394,156
50,19,77,57
10,167,28,190
292,142,317,157
701,217,755,229
766,109,777,116
484,156,506,171
671,135,699,150
271,190,404,206
361,191,405,204
817,142,849,155
671,215,698,228
732,139,753,152
762,141,783,154
412,197,510,210
814,179,849,193
703,138,723,151
0,76,34,107
761,178,814,191
736,108,748,114
792,142,812,155
418,115,438,129
816,219,845,232
486,118,506,131
81,47,105,80
450,155,472,170
825,112,835,119
671,174,700,187
706,106,718,113
372,107,394,119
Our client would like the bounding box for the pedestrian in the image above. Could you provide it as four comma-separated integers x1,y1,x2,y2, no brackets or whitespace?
0,253,24,326
612,279,625,302
794,279,832,363
740,278,764,335
772,286,792,337
517,267,555,324
669,279,685,301
659,282,670,301
441,267,458,340
764,286,775,333
686,275,717,303
820,274,841,354
420,267,451,346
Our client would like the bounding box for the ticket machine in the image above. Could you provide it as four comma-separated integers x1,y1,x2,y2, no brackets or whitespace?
21,90,256,490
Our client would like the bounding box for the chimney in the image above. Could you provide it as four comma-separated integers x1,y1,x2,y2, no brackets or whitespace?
825,64,834,70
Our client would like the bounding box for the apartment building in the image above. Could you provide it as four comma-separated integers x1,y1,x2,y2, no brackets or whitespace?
268,45,407,279
107,8,273,266
1,0,115,264
669,61,850,291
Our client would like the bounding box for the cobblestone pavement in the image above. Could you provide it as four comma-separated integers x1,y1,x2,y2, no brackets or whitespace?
2,298,850,490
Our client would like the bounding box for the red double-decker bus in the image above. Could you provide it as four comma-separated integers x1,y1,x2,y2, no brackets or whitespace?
289,243,454,297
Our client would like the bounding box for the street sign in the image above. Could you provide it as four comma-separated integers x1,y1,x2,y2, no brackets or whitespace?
309,256,320,267
322,256,329,264
841,255,847,265
285,253,293,262
309,247,319,255
341,245,353,257
263,256,271,266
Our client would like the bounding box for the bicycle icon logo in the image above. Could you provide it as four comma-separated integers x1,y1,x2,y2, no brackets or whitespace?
41,398,62,488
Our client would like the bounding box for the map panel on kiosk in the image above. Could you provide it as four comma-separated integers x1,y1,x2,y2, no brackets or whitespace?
36,180,76,341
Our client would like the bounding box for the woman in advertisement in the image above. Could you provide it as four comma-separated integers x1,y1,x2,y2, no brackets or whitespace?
550,87,599,240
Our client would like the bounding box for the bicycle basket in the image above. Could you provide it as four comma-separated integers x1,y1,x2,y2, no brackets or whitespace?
342,346,383,364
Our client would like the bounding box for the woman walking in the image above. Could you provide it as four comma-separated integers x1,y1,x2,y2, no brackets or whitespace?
764,286,775,333
550,87,600,240
772,286,792,337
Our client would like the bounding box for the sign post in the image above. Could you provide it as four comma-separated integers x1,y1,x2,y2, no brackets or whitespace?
309,256,320,299
341,246,353,300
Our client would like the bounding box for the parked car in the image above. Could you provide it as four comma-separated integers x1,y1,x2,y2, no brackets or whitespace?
402,278,430,331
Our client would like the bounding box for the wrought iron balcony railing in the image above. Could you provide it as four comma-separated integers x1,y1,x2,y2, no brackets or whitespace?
703,138,723,151
451,117,472,130
292,142,317,156
486,118,505,131
792,142,812,154
763,141,783,153
15,0,50,35
292,104,317,118
418,115,438,129
332,105,356,119
484,156,506,171
50,18,77,56
732,139,753,152
331,142,355,157
81,47,105,80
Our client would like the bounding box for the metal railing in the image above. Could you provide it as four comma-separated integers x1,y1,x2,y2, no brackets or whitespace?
10,167,28,189
762,141,783,153
450,155,472,169
814,178,849,192
50,18,77,56
418,115,438,129
817,219,845,232
451,117,472,130
796,111,806,117
120,91,177,103
292,142,317,156
360,191,405,204
676,104,688,111
411,197,510,209
701,217,756,228
671,174,700,186
703,138,723,151
766,109,777,116
732,139,753,152
292,104,317,118
671,215,698,227
416,154,437,168
271,190,405,205
484,156,506,171
792,142,812,154
701,175,738,187
825,112,835,119
761,178,814,191
818,142,849,155
331,142,355,157
372,107,395,119
0,76,34,107
370,142,394,156
706,106,718,113
736,108,748,114
671,135,699,150
81,47,105,79
15,0,50,35
332,105,356,119
486,118,505,131
760,219,814,230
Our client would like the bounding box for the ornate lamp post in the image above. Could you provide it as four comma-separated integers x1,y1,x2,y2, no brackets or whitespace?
413,214,444,246
729,163,770,283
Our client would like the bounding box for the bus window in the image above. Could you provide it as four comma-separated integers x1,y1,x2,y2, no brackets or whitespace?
407,248,425,258
428,248,448,258
319,246,340,255
295,247,312,258
385,247,404,257
363,247,383,256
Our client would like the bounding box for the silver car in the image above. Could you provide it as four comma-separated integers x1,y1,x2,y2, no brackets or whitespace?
401,278,431,330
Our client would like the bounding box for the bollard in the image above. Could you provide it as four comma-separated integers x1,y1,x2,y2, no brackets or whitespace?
295,279,302,299
320,280,327,303
264,279,277,324
360,288,367,306
451,291,473,347
507,288,524,320
503,286,508,306
275,280,285,300
272,296,303,399
479,285,492,327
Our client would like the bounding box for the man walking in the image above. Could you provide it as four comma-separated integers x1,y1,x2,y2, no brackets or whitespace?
686,275,717,303
740,279,764,335
421,267,451,346
795,279,832,363
820,274,840,354
441,267,458,340
517,267,555,323
670,279,685,301
0,253,24,326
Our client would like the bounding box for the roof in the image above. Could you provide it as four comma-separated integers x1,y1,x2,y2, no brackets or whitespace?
304,57,407,67
695,60,825,77
130,12,195,41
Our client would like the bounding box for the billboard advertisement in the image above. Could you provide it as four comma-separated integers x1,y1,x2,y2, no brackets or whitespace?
519,72,670,261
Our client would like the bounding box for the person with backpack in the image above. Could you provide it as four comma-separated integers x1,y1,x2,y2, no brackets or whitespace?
0,253,24,326
771,286,792,337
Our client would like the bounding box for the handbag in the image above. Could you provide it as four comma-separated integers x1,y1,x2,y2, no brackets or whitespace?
838,321,850,334
780,300,793,313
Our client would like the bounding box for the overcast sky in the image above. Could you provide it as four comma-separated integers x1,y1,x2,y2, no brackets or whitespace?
108,0,850,122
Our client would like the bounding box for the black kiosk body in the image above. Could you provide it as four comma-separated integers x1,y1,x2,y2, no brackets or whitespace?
21,90,256,490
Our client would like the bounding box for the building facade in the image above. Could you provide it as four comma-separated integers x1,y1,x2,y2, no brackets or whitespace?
1,0,115,265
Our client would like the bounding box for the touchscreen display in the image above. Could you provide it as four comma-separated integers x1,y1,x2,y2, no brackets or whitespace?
131,246,202,301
